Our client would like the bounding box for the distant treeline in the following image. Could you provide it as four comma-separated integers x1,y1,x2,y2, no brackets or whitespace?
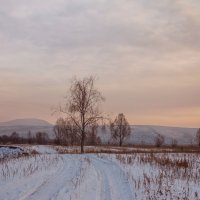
0,131,53,145
1,126,200,148
0,126,102,146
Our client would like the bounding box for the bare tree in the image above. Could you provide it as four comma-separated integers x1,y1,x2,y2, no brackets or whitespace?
54,118,68,145
36,132,49,144
86,124,101,145
154,133,164,147
101,123,107,133
54,117,80,145
110,113,131,146
27,131,34,144
196,128,200,147
171,138,178,147
1,135,9,144
65,120,80,145
10,132,19,144
60,76,104,153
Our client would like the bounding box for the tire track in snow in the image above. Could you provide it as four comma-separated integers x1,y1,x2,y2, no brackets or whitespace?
91,155,133,200
1,154,133,200
22,155,82,200
91,158,112,200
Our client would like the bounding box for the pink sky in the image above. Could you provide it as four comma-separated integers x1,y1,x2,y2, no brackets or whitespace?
0,0,200,127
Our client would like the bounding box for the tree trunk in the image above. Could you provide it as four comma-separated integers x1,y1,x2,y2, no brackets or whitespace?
81,130,85,153
81,115,85,153
119,137,122,147
119,123,122,147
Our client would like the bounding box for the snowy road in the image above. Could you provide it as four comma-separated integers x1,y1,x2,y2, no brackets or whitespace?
0,154,134,200
91,156,133,200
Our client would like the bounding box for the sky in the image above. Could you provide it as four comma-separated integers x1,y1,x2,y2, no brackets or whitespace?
0,0,200,127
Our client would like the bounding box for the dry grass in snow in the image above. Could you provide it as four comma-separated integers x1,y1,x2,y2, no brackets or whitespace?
109,153,200,200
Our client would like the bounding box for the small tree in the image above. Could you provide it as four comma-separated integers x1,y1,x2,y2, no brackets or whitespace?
196,128,200,147
54,117,80,145
171,138,178,147
1,135,9,144
60,76,105,153
110,113,131,146
36,132,49,144
154,133,164,147
54,118,68,145
27,131,34,144
10,132,19,144
86,124,101,145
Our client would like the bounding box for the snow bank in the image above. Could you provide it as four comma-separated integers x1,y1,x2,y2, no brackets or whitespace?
26,145,58,154
0,146,23,159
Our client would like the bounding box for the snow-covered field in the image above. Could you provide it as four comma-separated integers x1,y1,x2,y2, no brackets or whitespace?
0,145,200,200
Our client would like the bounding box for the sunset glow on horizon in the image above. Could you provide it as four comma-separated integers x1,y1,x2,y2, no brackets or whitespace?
0,0,200,127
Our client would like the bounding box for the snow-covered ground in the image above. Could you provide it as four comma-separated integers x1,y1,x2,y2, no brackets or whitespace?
0,146,24,160
0,145,200,200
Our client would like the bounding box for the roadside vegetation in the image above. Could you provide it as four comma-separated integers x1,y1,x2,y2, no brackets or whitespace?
112,153,200,199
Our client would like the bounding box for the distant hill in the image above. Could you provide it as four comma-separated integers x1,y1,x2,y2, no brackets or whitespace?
0,118,54,138
0,119,198,145
98,125,198,146
0,118,52,127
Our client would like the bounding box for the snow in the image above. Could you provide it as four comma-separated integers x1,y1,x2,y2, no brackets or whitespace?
0,146,23,159
27,145,58,154
0,145,200,200
0,154,134,200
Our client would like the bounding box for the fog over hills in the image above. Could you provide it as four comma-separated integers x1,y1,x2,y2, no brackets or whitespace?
0,118,198,145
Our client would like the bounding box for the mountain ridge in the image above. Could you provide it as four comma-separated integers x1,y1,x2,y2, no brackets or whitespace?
0,118,53,127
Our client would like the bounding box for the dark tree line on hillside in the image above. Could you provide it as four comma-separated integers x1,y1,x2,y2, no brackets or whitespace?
0,131,53,145
1,125,200,148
